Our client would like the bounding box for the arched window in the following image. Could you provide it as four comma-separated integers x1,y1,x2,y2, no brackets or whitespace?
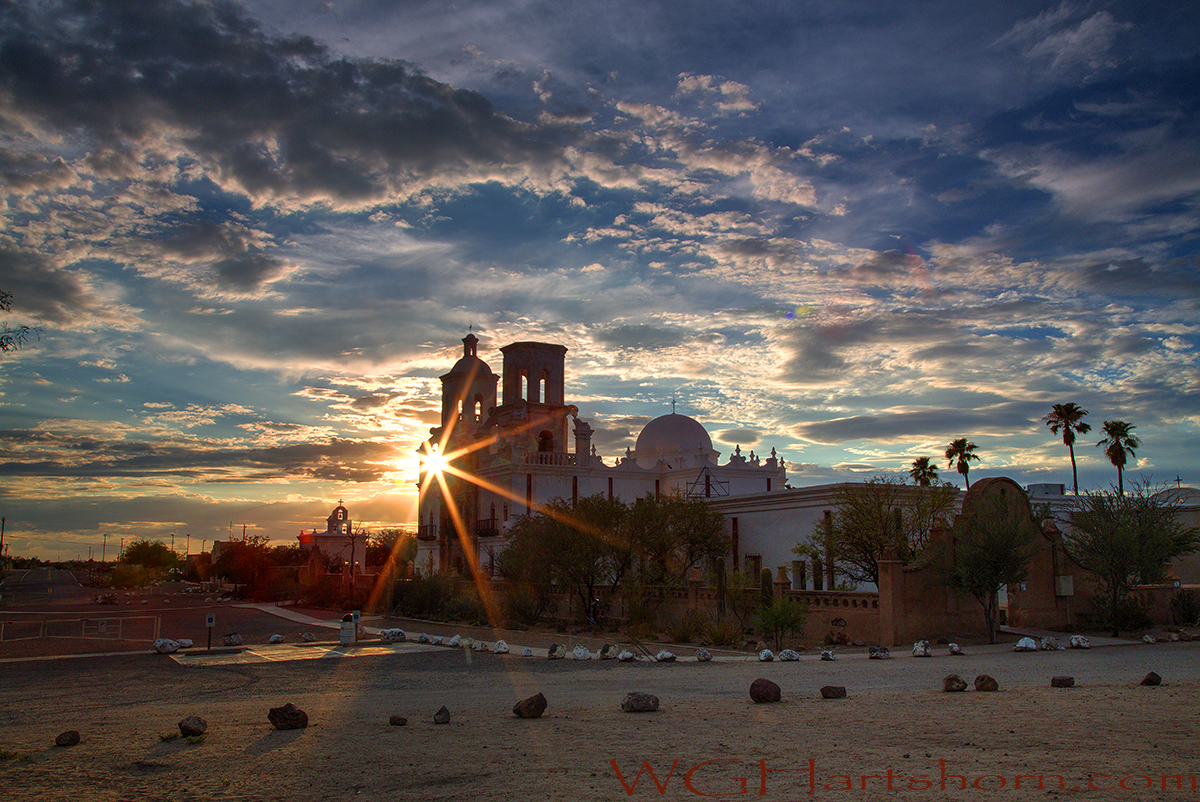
538,431,554,452
473,394,484,422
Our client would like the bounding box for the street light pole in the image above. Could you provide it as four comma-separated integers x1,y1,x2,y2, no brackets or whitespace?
101,532,108,564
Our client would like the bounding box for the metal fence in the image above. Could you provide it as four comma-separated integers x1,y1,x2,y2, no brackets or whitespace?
0,615,161,643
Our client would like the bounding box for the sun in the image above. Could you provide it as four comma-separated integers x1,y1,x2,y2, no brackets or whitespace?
419,442,447,478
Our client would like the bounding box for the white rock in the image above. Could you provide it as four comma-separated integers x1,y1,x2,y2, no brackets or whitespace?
447,634,462,648
948,643,964,655
655,650,676,662
758,649,775,662
152,638,179,654
417,633,431,644
779,649,800,661
460,637,473,649
269,634,284,644
599,644,619,659
617,649,636,662
520,646,534,657
492,640,509,654
1141,634,1156,644
1013,637,1038,652
432,636,444,646
573,644,591,660
912,640,932,657
223,633,243,647
300,632,316,642
379,628,406,643
1070,634,1091,649
472,640,488,651
695,648,713,662
1040,636,1062,651
547,644,567,659
820,648,836,661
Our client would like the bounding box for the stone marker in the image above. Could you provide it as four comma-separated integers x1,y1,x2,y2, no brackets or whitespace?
152,638,180,654
779,649,800,661
948,643,964,656
621,692,660,712
447,634,462,648
178,715,207,737
269,634,284,644
749,678,781,703
758,649,774,662
696,648,713,662
492,640,509,654
389,715,407,726
513,692,548,718
868,645,891,659
1013,637,1037,652
547,643,567,659
820,685,847,699
268,703,308,730
1140,672,1162,686
55,730,80,747
912,640,932,657
617,649,636,662
819,648,836,661
1050,676,1075,688
573,644,591,660
943,674,967,693
1069,635,1091,649
974,674,999,692
433,706,450,724
223,632,243,647
655,650,676,662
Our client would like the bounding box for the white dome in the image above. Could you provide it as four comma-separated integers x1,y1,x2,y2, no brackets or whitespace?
634,413,716,463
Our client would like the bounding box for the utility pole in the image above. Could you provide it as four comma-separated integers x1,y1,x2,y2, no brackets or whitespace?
185,533,190,556
101,532,108,564
171,533,175,554
0,517,5,569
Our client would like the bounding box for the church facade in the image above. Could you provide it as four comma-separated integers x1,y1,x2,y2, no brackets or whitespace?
415,334,787,576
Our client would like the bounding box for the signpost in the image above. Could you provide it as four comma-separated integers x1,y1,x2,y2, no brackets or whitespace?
206,613,215,650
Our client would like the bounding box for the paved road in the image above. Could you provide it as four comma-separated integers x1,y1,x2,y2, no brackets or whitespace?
0,567,94,605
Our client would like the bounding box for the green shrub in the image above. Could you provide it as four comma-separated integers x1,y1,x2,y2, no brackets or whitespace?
503,583,553,626
1085,591,1154,633
759,598,808,651
108,563,149,588
393,575,454,619
702,616,744,647
662,609,708,643
444,593,487,625
1169,589,1200,626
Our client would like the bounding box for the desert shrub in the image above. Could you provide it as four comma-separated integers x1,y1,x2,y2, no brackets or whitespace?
759,598,809,651
503,582,554,626
444,593,487,625
702,616,744,647
661,609,708,643
108,563,149,588
393,575,454,619
1169,589,1200,626
1084,591,1154,633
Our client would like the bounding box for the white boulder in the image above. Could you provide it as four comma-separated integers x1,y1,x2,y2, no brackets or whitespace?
912,640,932,657
1013,637,1038,652
1070,635,1091,649
779,649,800,661
492,640,509,654
152,638,179,654
573,644,592,660
758,649,775,662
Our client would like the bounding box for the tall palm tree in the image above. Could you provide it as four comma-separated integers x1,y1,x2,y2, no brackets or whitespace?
944,438,980,489
909,456,939,487
1043,402,1091,495
1097,420,1140,495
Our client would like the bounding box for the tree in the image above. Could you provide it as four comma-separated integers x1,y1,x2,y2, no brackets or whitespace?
1043,403,1091,495
941,490,1039,644
1064,481,1199,636
366,529,417,567
909,456,939,487
624,491,730,586
212,535,272,589
1096,419,1139,496
796,476,958,586
1,290,38,352
944,438,980,488
758,598,808,651
119,538,178,571
499,495,631,619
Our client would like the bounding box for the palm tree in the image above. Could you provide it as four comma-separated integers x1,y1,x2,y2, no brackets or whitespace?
1043,402,1091,495
1097,420,1140,495
909,456,939,487
944,438,980,489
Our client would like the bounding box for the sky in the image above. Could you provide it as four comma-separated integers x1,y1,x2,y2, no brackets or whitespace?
1,0,1198,561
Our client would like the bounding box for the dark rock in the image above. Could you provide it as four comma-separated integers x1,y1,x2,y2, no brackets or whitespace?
749,678,781,703
1140,672,1162,687
868,645,891,659
55,730,80,747
1050,676,1075,688
820,685,847,699
943,674,967,693
974,674,999,692
177,715,207,737
434,706,450,724
389,715,407,726
268,703,308,730
513,692,548,718
621,692,660,713
547,643,567,659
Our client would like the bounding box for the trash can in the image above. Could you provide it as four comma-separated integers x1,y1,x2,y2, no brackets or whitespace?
339,613,356,645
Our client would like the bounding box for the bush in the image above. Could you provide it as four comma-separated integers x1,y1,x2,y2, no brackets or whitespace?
662,609,708,643
759,599,808,651
1084,591,1154,633
108,564,149,588
1169,589,1200,626
393,575,454,619
503,582,554,626
444,593,488,625
702,616,744,647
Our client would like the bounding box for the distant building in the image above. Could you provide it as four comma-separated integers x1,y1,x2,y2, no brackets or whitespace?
298,501,362,569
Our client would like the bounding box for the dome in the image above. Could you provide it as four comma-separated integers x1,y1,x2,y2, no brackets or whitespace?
634,413,715,456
